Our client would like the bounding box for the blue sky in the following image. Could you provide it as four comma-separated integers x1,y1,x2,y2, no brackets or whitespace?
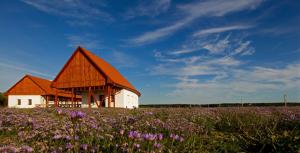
0,0,299,104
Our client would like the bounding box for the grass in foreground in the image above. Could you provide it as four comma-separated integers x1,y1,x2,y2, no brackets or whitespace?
0,107,299,153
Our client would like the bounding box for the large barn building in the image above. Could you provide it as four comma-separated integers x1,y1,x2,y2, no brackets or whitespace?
5,75,77,108
51,47,140,108
5,47,140,109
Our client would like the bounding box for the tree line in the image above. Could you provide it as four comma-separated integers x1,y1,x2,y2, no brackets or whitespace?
0,92,7,106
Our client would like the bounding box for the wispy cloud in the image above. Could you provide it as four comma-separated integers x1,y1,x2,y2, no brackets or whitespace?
0,62,53,78
125,0,171,19
169,34,255,56
193,24,253,37
129,0,263,45
107,51,138,68
22,0,113,24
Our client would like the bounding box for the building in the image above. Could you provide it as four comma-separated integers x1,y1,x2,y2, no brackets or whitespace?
51,47,140,108
5,75,78,108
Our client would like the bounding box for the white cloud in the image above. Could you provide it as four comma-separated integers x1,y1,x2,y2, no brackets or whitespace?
125,0,171,19
193,25,253,37
203,35,231,54
22,0,113,24
0,62,53,78
107,51,138,68
169,34,255,56
130,0,263,45
168,63,300,102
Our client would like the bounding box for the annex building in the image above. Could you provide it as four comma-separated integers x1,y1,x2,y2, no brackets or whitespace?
5,47,140,108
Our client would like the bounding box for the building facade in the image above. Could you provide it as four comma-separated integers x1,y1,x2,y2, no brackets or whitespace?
5,75,76,108
51,46,140,108
5,47,140,109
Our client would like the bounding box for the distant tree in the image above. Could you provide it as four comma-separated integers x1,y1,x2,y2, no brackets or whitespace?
0,92,8,107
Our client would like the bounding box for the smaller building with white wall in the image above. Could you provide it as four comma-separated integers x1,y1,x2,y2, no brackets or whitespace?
5,75,74,108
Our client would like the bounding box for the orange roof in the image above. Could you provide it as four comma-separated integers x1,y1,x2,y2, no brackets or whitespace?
53,47,141,96
6,75,75,97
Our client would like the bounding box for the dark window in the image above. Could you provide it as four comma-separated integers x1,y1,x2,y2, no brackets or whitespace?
28,99,32,105
90,95,94,104
18,99,21,105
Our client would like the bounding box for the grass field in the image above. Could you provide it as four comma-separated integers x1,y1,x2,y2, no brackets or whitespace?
0,107,299,153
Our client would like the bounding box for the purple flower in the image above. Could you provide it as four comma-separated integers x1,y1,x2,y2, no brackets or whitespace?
128,131,141,139
57,109,63,115
0,146,18,153
65,143,73,150
80,144,88,151
154,143,161,148
142,133,157,141
70,111,77,119
76,111,85,118
134,143,140,148
20,145,33,152
158,133,163,140
69,111,86,119
65,135,71,140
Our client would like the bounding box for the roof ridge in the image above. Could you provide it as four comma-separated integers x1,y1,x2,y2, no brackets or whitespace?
26,75,48,94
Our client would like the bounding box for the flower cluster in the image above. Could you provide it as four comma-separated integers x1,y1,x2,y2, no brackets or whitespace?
69,111,85,119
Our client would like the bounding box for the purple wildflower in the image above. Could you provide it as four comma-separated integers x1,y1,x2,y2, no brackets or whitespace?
154,143,161,148
57,109,63,115
65,135,71,140
70,111,77,119
76,111,85,118
128,131,141,139
20,145,33,152
0,146,18,153
65,143,73,150
69,111,86,119
80,144,88,151
158,133,163,140
134,143,140,148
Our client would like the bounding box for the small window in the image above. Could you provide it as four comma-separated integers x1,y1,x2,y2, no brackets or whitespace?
18,99,21,105
28,99,32,105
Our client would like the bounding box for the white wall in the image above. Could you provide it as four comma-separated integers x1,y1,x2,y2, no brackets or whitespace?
116,89,139,109
8,95,45,108
80,89,139,109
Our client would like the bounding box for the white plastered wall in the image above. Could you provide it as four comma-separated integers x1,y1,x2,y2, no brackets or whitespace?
80,89,139,109
116,89,139,109
8,95,46,108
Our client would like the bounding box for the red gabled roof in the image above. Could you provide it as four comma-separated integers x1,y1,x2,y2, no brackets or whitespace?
5,75,74,97
52,47,141,96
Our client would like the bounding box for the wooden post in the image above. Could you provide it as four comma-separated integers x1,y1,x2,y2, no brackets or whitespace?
55,90,58,107
108,86,111,108
88,87,91,108
71,88,74,107
46,95,49,108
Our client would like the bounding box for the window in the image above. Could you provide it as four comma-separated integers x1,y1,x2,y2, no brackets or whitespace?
18,99,21,105
28,99,32,105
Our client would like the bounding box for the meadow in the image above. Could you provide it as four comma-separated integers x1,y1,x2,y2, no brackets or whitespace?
0,107,299,153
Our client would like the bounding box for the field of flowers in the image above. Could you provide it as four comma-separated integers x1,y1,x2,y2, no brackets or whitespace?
0,107,299,153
